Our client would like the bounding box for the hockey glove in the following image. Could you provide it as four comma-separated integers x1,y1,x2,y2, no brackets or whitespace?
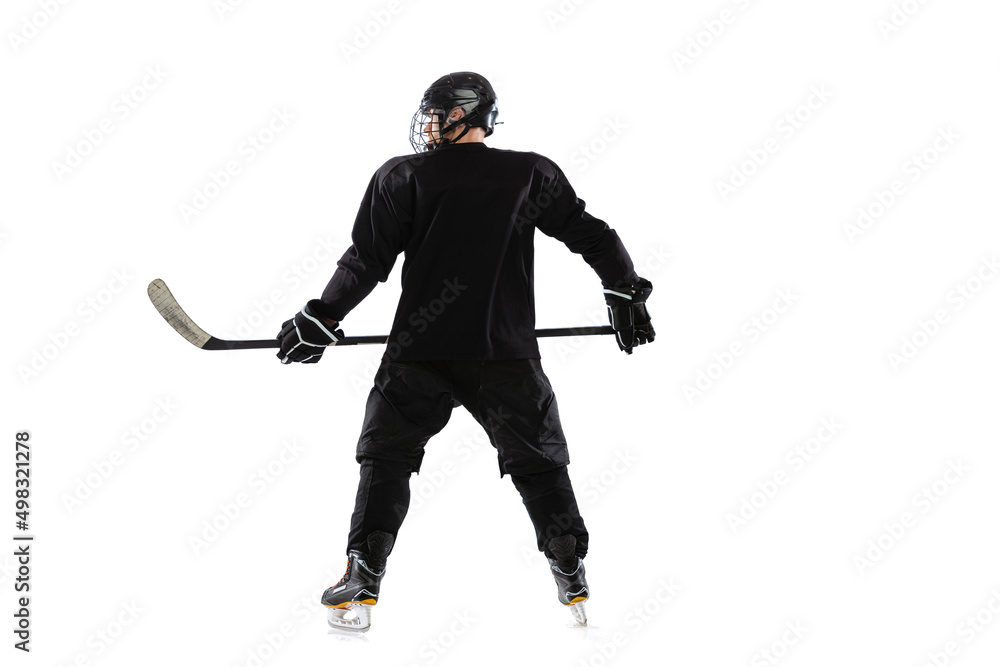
604,278,655,354
276,300,344,364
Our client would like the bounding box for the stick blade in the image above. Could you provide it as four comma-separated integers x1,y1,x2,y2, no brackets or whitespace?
147,279,213,349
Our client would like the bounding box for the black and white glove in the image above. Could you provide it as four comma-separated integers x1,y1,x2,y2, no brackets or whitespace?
604,278,655,354
276,300,344,364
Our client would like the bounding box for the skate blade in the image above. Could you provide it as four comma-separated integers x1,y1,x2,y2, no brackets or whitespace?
568,600,588,626
327,603,372,633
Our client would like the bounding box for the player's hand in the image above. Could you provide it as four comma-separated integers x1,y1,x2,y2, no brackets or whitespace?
604,278,655,354
276,300,344,364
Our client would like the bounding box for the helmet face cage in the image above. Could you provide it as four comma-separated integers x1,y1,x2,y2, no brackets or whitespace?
409,105,450,153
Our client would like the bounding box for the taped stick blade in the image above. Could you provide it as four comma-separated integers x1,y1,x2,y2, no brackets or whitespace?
148,279,213,349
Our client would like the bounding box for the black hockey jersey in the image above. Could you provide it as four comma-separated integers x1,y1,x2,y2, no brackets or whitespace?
317,142,639,361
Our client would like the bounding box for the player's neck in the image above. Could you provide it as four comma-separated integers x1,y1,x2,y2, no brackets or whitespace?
451,127,486,144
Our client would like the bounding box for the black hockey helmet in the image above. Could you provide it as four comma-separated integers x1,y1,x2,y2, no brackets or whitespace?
409,71,499,153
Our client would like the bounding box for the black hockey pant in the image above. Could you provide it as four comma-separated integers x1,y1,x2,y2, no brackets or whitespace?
346,358,589,561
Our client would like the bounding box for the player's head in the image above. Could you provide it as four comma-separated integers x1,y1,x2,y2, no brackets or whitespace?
410,71,499,153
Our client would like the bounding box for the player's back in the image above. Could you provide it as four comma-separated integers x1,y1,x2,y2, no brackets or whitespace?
378,142,559,361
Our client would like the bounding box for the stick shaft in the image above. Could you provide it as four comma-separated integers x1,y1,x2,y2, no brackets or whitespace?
204,326,614,350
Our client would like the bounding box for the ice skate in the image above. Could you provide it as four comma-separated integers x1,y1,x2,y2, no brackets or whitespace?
547,535,588,625
322,531,393,633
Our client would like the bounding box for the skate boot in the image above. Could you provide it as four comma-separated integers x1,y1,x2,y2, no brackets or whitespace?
321,531,394,633
547,534,588,625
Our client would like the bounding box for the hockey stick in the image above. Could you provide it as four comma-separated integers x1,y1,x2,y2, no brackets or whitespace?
148,278,614,350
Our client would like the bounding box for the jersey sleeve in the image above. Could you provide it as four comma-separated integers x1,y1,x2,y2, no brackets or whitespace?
316,164,413,321
531,160,640,291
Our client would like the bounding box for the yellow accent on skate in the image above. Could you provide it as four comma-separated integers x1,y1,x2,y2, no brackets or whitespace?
567,596,588,605
325,599,377,609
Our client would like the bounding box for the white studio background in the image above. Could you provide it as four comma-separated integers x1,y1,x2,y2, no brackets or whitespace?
3,0,1000,665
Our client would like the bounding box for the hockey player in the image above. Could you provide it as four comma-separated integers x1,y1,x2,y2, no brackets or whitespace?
276,72,654,632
